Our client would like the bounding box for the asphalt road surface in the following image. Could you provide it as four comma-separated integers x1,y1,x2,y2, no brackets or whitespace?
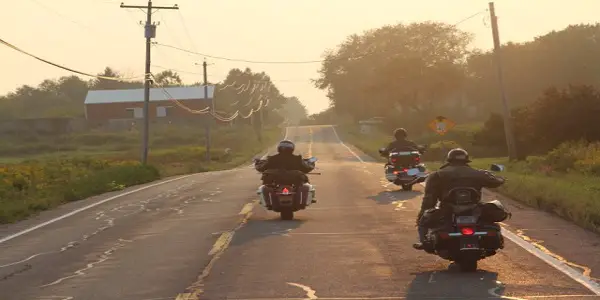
1,125,599,300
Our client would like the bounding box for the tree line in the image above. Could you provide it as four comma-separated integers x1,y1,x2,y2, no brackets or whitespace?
0,66,308,125
313,22,600,139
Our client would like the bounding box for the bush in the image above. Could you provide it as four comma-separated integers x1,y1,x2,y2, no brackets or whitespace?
474,85,600,159
0,158,160,224
422,140,462,162
542,140,600,175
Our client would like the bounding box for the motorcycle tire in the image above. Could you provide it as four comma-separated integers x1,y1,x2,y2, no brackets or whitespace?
280,209,294,220
458,259,478,272
401,184,413,191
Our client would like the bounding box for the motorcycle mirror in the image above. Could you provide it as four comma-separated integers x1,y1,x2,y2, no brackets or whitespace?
378,147,386,153
490,164,505,172
253,156,261,162
306,157,318,163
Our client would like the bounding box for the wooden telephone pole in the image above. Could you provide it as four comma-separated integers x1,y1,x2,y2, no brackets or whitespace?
120,1,179,164
489,2,518,160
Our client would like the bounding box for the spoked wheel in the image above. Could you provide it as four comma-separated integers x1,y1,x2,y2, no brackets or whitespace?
280,209,294,220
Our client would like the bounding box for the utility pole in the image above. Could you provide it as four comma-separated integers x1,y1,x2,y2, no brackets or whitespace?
202,59,212,161
120,1,179,165
489,2,517,161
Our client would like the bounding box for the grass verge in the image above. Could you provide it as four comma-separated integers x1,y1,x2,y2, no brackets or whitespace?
0,125,281,224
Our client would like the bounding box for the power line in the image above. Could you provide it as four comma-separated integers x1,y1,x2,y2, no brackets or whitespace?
153,9,488,65
0,37,145,81
28,0,99,33
151,64,311,82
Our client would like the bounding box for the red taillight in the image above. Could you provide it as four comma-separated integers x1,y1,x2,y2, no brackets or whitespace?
282,187,289,194
403,168,408,172
461,227,475,235
391,158,397,163
415,157,420,163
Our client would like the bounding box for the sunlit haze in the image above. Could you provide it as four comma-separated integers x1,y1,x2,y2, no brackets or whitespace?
2,0,599,114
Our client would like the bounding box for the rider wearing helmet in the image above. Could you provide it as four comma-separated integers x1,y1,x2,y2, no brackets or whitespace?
255,140,315,182
383,128,419,153
413,148,505,250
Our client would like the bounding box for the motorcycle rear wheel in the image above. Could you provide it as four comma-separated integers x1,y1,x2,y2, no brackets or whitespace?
457,258,478,272
280,209,294,220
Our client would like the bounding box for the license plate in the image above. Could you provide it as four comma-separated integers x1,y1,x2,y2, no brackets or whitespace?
456,216,478,224
460,237,479,250
406,168,419,176
279,195,293,206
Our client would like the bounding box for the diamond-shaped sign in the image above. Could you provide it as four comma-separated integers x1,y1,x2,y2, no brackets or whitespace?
428,116,455,135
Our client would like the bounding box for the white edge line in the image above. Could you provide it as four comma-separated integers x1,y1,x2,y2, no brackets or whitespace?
0,128,292,245
331,125,600,296
0,174,196,245
330,126,364,163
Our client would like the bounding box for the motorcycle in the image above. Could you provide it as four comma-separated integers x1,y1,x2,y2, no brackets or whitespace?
378,145,429,191
254,156,319,220
423,164,509,272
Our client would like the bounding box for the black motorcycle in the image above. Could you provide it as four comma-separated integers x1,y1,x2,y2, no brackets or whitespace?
254,157,319,220
378,145,428,191
421,164,509,272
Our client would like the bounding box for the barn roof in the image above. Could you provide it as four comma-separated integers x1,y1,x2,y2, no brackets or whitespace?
84,86,215,105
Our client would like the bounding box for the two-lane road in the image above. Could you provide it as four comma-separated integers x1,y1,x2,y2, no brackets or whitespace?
1,125,599,300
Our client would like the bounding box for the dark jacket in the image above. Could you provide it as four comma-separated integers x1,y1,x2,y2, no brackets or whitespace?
256,153,314,184
255,153,314,173
420,163,505,212
384,139,419,153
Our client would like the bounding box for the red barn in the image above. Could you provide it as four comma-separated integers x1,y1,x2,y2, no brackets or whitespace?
84,86,215,121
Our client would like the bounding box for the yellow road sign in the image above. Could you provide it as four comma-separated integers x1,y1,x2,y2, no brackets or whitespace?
428,116,455,135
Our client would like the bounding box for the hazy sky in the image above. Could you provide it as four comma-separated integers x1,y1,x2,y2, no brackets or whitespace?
2,0,599,114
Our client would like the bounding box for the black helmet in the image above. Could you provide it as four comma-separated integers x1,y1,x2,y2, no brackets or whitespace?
394,128,407,140
446,148,471,163
277,140,295,154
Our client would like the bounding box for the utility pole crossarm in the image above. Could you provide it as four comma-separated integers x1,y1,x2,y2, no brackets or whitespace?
120,3,179,9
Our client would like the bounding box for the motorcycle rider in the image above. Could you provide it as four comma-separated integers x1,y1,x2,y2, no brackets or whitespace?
383,128,420,153
255,139,315,189
413,148,505,250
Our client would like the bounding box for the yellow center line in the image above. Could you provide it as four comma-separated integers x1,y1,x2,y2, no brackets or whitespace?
176,200,257,300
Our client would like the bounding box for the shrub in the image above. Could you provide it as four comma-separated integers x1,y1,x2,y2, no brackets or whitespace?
422,140,462,162
543,140,600,175
0,158,160,223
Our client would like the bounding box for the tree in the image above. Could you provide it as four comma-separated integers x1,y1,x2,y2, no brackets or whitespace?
213,67,287,126
466,24,600,114
315,22,473,133
0,66,296,126
279,96,308,125
153,70,182,86
474,85,600,158
89,67,143,90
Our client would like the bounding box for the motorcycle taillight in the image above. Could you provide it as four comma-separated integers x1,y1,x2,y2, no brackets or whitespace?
415,156,420,163
461,227,475,236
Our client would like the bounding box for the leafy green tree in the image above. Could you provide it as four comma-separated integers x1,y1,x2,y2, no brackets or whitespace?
466,24,600,114
153,70,183,86
315,22,473,132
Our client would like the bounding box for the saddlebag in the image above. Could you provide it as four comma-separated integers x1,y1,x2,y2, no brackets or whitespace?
477,199,511,223
419,207,446,228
